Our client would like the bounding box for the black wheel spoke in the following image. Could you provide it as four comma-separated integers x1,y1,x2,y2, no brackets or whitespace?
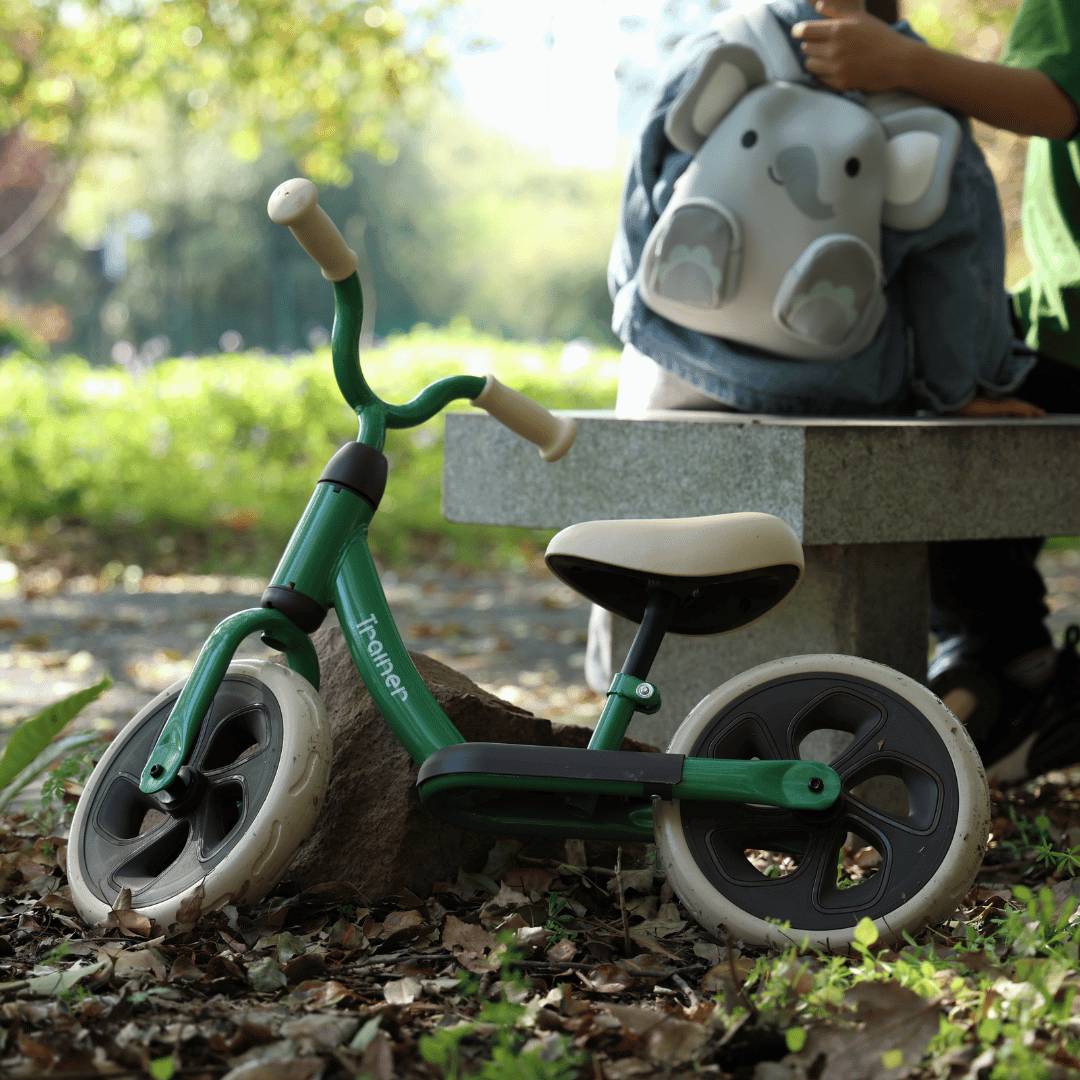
191,704,270,775
846,805,940,865
781,821,850,909
101,819,195,891
205,747,269,786
197,778,247,854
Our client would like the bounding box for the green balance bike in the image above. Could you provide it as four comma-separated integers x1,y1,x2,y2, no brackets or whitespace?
68,180,990,951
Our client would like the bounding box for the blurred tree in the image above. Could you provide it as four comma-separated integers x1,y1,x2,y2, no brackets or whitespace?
39,100,621,360
0,0,454,264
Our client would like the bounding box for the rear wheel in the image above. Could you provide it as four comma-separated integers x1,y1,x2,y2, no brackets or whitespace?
655,654,989,951
68,660,331,931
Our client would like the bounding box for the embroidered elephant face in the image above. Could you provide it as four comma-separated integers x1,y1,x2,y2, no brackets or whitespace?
638,40,962,362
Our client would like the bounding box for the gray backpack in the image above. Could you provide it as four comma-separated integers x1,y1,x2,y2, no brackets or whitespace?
638,2,962,362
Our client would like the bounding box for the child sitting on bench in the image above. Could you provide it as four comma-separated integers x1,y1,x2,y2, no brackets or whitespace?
605,0,1080,783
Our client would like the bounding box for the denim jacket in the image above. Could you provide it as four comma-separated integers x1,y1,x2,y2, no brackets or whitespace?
609,0,1033,415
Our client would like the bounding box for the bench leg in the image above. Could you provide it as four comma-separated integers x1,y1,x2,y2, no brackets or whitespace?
601,542,931,749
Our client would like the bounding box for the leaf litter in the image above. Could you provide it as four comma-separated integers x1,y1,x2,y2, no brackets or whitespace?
5,774,1080,1077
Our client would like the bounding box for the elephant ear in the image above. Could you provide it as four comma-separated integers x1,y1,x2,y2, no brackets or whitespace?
876,102,962,231
665,43,767,154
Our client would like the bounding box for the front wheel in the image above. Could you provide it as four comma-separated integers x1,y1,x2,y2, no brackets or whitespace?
655,654,989,951
68,660,331,931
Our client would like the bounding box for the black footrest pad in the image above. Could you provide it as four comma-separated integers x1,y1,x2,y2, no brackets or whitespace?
417,742,684,788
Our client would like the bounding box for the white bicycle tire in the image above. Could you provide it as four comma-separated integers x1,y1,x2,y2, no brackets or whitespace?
68,659,331,932
655,654,989,951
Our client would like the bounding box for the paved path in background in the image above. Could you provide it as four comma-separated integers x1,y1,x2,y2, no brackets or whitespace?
0,564,600,748
3,548,1080,745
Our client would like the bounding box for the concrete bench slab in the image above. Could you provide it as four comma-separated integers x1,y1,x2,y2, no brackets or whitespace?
443,410,1080,745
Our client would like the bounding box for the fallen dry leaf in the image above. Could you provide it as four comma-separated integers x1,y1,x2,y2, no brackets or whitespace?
113,948,168,980
176,883,205,924
299,881,368,905
384,975,422,1005
443,913,502,972
646,1015,709,1065
381,909,427,935
221,1058,323,1080
581,963,635,993
786,980,943,1080
359,1029,395,1080
547,937,578,963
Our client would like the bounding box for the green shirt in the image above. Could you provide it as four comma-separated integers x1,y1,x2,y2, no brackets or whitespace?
1003,0,1080,363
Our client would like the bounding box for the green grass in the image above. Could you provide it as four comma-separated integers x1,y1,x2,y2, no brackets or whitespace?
0,326,620,574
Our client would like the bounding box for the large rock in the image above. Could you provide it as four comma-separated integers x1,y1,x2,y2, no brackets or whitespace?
285,623,660,900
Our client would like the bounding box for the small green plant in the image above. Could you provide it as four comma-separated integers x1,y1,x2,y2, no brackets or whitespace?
544,891,579,941
420,937,583,1080
1001,806,1080,877
418,1023,474,1080
0,676,111,816
41,942,72,967
41,750,97,806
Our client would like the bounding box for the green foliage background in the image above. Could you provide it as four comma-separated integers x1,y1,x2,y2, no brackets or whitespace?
0,0,447,177
44,104,623,363
0,329,619,570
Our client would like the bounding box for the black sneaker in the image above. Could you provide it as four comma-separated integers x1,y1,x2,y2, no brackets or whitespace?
982,626,1080,784
927,634,1057,748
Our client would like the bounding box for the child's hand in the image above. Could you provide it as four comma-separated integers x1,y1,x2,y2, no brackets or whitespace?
950,396,1047,418
792,1,917,93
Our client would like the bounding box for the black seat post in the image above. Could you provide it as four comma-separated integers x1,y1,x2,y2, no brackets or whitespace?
621,588,680,680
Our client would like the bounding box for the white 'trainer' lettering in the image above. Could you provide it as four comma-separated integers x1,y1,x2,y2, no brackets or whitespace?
355,612,408,701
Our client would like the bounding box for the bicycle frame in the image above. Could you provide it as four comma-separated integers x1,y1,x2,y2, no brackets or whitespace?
137,272,842,835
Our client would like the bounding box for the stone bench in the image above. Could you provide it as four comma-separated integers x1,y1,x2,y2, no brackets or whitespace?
442,409,1080,748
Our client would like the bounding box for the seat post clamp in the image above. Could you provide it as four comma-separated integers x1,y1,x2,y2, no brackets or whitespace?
607,673,662,715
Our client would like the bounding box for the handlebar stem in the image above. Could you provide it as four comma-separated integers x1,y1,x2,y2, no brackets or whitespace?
332,274,487,447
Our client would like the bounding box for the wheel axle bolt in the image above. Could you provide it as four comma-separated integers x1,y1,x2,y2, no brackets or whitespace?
807,776,824,794
149,764,164,779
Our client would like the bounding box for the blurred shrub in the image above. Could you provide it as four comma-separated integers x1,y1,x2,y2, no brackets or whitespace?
0,328,619,568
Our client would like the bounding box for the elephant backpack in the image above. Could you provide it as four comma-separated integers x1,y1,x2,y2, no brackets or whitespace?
638,1,962,362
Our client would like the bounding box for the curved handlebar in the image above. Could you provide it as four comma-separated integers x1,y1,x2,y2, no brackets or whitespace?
473,375,577,461
268,178,574,462
268,178,359,282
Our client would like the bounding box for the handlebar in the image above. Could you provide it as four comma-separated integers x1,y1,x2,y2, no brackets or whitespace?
472,375,576,461
268,177,576,462
267,178,359,282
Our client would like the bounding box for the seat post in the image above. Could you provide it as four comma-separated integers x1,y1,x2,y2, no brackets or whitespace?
621,588,679,680
587,587,680,752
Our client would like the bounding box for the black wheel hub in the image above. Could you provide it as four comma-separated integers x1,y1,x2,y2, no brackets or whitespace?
156,766,209,818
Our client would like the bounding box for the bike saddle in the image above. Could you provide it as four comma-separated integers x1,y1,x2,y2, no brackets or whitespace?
545,511,803,635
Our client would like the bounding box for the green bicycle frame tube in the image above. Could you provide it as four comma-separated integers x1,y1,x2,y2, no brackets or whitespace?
333,529,466,762
268,481,374,611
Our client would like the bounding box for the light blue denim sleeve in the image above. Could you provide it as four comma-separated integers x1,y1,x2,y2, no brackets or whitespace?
609,1,1032,416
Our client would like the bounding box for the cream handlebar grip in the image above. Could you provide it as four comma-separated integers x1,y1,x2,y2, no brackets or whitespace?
473,375,576,462
267,177,359,282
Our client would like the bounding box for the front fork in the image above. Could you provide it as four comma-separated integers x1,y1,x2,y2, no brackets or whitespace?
138,465,378,795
